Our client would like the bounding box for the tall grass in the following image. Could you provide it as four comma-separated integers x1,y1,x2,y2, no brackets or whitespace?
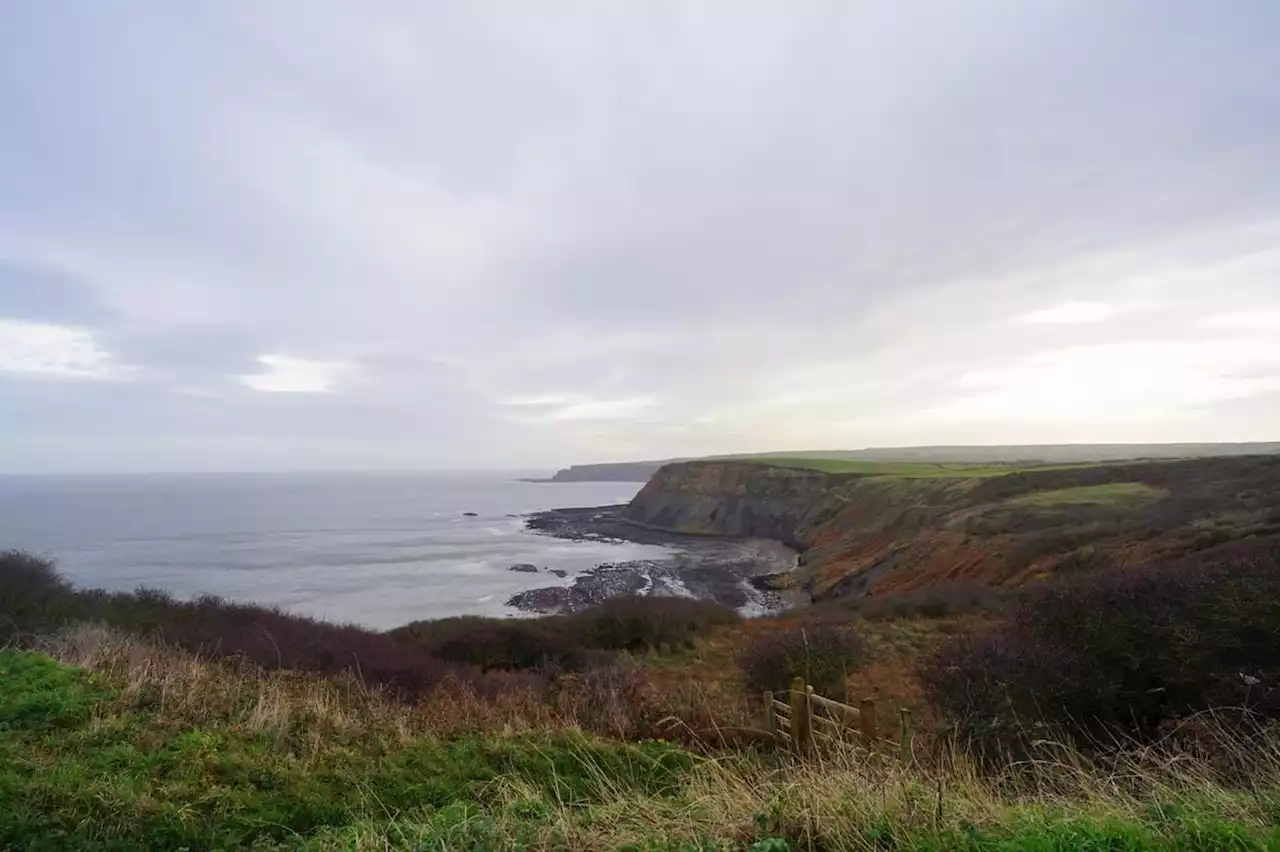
8,631,1280,850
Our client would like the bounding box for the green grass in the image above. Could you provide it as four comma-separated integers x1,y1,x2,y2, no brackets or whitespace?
750,458,1099,478
4,644,1280,850
0,649,693,851
1008,482,1167,507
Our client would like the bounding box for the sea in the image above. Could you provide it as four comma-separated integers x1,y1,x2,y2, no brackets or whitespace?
0,472,670,630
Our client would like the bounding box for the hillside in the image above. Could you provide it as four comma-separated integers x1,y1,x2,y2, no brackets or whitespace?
624,454,1280,601
544,442,1280,482
5,514,1280,848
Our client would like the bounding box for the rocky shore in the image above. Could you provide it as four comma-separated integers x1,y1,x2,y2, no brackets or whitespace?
507,505,798,615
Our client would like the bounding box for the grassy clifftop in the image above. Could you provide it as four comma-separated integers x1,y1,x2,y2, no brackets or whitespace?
625,454,1280,600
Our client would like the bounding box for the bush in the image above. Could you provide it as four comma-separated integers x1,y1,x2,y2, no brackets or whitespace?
739,624,866,700
394,597,740,673
923,540,1280,749
567,596,739,652
810,583,1018,621
0,552,522,698
397,617,589,673
0,552,735,702
0,551,75,642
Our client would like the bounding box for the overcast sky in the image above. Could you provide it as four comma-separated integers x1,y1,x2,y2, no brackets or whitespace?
3,2,1280,473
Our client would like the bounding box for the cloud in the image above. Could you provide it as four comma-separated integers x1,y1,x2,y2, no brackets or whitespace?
1203,310,1280,330
238,355,354,394
0,318,132,379
502,393,658,423
927,339,1280,429
1016,301,1123,324
3,3,1280,471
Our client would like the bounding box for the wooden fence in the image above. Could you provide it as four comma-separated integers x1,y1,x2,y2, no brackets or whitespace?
763,676,913,760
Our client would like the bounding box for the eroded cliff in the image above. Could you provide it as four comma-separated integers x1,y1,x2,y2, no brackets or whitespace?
623,456,1280,601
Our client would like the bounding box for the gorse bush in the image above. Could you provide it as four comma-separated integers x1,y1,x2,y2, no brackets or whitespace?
924,540,1280,749
0,550,75,641
1,553,737,700
393,596,739,671
396,617,591,673
565,596,739,652
0,552,542,697
739,624,866,700
807,582,1018,621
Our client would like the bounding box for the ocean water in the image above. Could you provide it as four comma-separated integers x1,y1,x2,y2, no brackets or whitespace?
0,472,667,629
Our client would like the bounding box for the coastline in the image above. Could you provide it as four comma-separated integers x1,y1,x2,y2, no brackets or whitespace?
507,505,800,615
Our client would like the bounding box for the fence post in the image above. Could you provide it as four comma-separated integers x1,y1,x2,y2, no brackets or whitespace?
859,698,878,750
898,708,913,764
789,677,812,755
764,691,777,743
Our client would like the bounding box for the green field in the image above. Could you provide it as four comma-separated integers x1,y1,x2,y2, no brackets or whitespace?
1008,482,1167,507
4,644,1279,851
750,457,1097,478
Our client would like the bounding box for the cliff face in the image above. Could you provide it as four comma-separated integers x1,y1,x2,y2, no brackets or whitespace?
623,461,848,545
623,456,1280,601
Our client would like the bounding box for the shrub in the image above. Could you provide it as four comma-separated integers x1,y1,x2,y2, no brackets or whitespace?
923,540,1280,749
739,624,866,700
0,551,75,642
811,583,1018,621
400,617,589,673
567,596,739,652
0,552,523,698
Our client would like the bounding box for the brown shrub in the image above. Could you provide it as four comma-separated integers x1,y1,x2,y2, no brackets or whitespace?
809,583,1017,622
395,616,591,673
0,552,527,698
738,623,867,700
565,596,740,652
923,540,1280,750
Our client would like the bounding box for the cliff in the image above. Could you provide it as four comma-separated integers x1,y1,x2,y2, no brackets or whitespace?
542,461,671,482
623,455,1280,601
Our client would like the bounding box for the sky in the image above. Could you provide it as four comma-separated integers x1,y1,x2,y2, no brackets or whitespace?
2,1,1280,473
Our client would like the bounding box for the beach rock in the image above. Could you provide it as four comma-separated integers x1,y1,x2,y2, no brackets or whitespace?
508,563,539,573
517,505,797,616
548,569,568,579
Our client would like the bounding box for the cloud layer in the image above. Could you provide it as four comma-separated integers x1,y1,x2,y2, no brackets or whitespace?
2,2,1279,472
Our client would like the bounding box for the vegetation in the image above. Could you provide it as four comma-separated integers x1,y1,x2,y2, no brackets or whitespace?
1006,481,1167,507
751,457,1098,478
924,540,1280,750
738,623,867,700
805,582,1020,621
3,637,1280,850
5,539,1280,848
2,550,738,692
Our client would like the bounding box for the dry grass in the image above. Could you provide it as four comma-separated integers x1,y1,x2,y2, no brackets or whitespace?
36,624,566,747
315,728,1280,851
15,626,1280,850
33,624,766,750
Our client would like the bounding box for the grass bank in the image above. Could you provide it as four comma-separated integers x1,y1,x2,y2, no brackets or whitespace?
4,632,1280,851
1006,482,1167,507
750,458,1102,478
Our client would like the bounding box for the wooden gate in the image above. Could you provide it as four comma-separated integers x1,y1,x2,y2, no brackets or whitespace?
763,676,913,759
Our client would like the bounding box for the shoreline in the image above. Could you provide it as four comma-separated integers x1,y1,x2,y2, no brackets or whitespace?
507,505,801,615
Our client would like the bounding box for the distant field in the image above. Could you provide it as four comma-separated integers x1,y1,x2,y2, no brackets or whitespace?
751,457,1098,478
1008,482,1167,507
